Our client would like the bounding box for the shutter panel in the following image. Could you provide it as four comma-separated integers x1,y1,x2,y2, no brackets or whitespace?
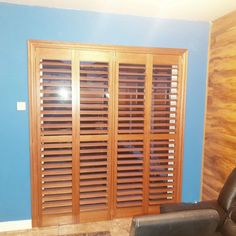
149,55,181,208
114,54,146,217
118,63,145,134
80,61,109,135
151,62,178,134
116,140,144,208
37,49,74,226
78,52,113,222
80,141,109,213
41,141,73,213
40,59,72,136
149,139,176,205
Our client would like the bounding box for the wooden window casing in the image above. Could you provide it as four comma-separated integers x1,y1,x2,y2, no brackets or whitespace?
28,40,187,227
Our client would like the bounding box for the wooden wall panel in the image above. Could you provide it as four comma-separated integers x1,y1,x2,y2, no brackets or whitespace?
202,10,236,200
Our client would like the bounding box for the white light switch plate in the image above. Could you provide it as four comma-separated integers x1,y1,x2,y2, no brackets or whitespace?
17,102,26,111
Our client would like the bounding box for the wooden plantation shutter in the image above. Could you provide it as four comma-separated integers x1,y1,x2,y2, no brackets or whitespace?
78,51,114,222
114,53,146,217
34,48,75,226
148,55,183,209
29,41,187,227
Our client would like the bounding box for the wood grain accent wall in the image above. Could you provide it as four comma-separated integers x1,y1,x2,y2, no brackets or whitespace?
202,10,236,200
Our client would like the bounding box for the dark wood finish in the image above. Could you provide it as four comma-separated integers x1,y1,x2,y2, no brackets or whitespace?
202,10,236,200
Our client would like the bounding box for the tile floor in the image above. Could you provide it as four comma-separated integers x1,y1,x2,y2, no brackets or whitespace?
0,218,132,236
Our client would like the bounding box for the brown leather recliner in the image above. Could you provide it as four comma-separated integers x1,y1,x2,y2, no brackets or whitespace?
130,168,236,236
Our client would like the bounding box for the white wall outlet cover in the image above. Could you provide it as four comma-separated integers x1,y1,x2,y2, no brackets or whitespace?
17,101,26,111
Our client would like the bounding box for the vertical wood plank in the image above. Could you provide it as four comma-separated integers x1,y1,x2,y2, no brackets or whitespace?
111,53,119,218
72,50,80,223
143,54,153,212
175,53,188,202
109,52,117,218
35,49,43,226
28,43,41,227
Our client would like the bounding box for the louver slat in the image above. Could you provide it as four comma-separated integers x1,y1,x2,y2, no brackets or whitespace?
39,56,73,226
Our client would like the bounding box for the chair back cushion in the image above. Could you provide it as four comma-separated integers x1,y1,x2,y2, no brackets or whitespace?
218,168,236,212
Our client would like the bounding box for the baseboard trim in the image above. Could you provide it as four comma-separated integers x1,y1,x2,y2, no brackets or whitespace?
0,220,32,232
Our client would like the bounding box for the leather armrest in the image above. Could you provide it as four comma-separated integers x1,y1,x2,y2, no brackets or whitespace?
130,209,220,236
160,200,226,229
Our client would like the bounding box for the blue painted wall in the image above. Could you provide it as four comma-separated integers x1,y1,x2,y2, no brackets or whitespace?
0,3,210,222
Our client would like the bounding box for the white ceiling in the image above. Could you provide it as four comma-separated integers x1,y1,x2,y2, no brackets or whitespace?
1,0,236,21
